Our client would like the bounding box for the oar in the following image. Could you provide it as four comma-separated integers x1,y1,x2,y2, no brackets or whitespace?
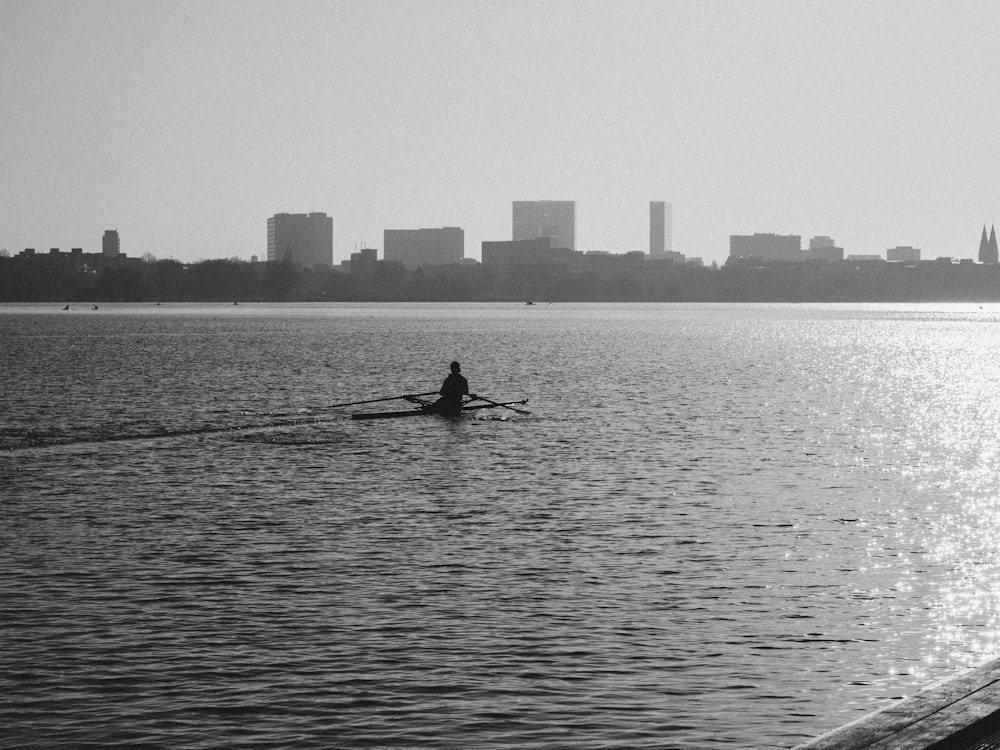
327,391,438,409
468,395,532,415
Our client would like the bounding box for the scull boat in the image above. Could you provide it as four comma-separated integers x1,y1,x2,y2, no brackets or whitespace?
351,394,529,421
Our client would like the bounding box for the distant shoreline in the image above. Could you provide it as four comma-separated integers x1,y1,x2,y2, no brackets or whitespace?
2,254,999,304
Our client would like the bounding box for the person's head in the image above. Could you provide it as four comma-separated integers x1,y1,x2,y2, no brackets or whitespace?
450,361,461,373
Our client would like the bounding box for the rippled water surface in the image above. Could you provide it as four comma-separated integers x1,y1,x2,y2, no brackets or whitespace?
3,302,1000,748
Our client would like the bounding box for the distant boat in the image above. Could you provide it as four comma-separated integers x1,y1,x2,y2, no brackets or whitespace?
526,300,535,306
62,305,70,310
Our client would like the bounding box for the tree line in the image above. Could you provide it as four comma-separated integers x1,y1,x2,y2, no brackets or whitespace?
2,254,999,303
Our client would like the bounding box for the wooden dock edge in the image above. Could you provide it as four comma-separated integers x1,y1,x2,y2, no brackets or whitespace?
794,656,1000,750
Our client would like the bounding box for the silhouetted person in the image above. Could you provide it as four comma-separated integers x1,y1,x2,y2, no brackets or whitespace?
433,361,470,416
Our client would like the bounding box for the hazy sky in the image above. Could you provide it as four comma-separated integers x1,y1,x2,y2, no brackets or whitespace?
3,0,998,265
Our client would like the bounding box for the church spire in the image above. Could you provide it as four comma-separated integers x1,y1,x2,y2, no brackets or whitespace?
989,225,999,264
980,225,990,262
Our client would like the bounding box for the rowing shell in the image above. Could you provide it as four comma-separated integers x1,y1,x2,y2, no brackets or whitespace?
351,400,527,421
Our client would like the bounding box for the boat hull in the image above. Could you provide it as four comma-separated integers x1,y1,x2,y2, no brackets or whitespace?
351,403,511,421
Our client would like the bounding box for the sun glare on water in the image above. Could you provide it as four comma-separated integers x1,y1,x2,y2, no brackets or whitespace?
875,316,1000,673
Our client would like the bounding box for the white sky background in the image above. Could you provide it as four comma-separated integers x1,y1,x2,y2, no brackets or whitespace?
2,0,999,265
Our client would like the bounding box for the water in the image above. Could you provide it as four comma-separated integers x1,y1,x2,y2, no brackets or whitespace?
3,302,1000,748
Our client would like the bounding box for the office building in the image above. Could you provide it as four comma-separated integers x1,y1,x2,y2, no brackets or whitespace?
482,236,590,271
729,233,802,261
482,237,554,267
102,230,120,258
803,237,843,262
267,212,333,266
808,245,844,262
887,246,921,263
350,247,378,274
513,201,575,250
649,201,672,256
383,227,464,270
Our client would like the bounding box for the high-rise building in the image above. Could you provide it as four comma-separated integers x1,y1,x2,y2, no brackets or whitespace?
804,236,843,262
383,227,464,270
810,236,835,250
981,225,998,264
887,246,921,263
102,229,120,258
513,201,575,250
350,247,378,275
649,201,673,256
650,202,663,255
729,233,802,261
267,212,333,266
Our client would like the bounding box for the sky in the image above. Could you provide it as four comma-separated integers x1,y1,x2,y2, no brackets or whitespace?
2,0,999,266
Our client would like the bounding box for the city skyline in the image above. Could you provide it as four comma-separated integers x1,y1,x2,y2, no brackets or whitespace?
8,202,998,267
2,1,998,265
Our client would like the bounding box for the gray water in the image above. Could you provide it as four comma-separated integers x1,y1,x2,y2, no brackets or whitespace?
3,302,1000,748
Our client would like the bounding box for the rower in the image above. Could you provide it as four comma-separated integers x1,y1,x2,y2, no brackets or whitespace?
432,361,472,416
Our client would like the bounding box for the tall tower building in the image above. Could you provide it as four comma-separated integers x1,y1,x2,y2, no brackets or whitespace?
649,201,672,256
650,202,664,255
267,212,333,267
979,226,990,263
102,229,120,258
512,201,576,250
989,225,999,264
